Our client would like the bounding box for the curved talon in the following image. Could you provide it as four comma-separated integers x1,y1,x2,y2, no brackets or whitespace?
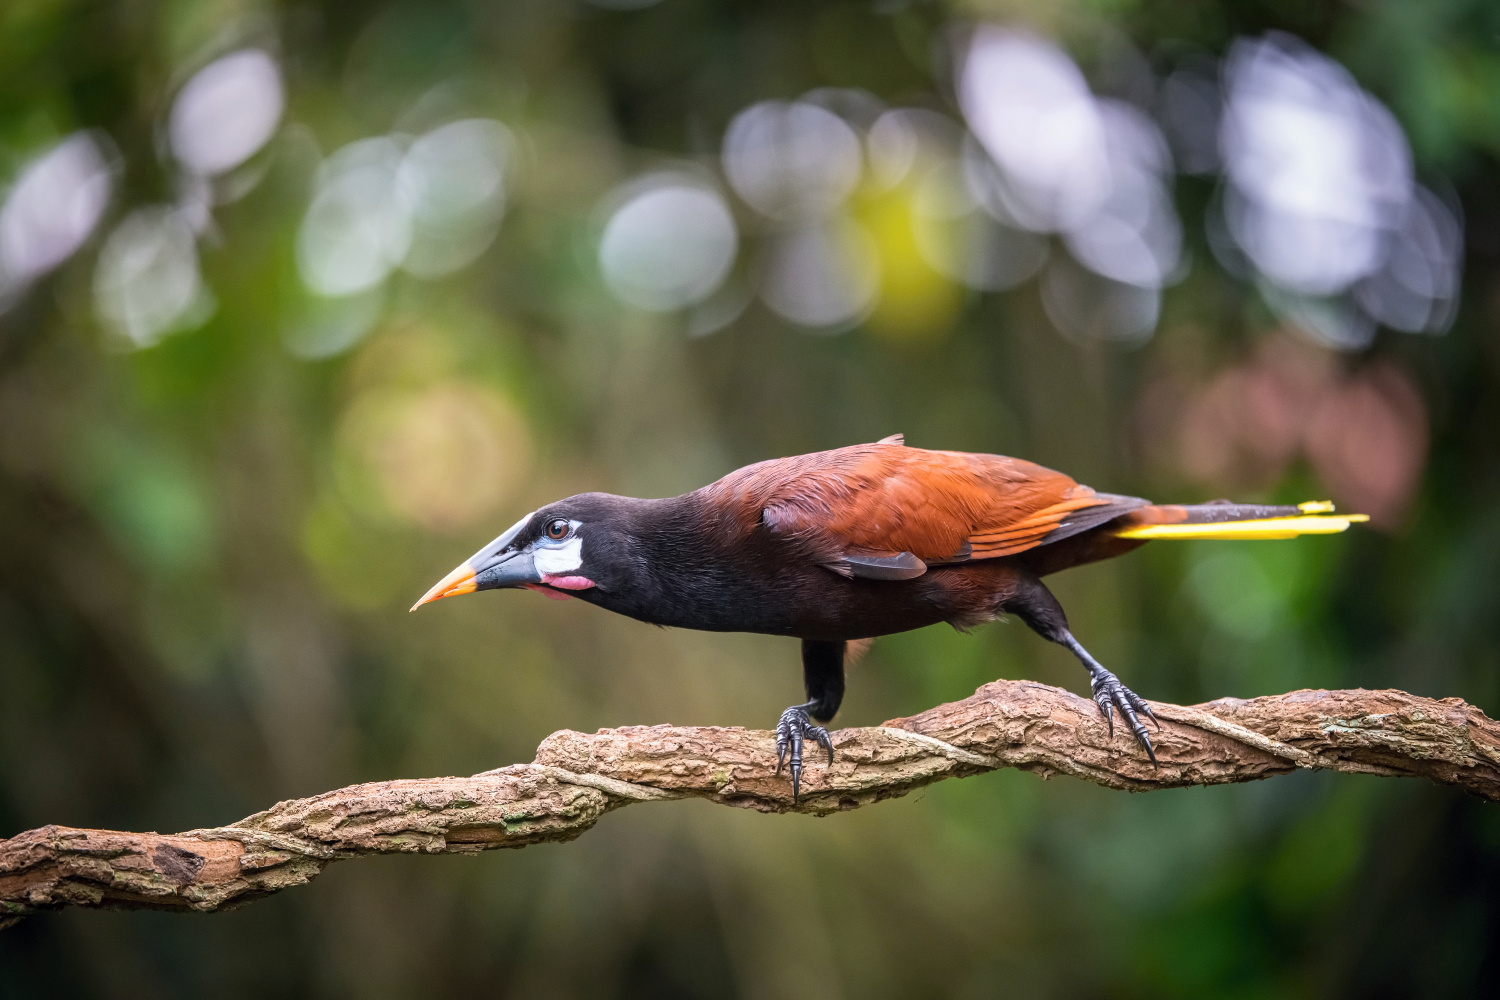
1090,671,1158,767
774,705,834,802
813,726,834,767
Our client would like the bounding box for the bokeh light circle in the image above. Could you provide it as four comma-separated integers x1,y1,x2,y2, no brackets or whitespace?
169,49,284,176
598,177,738,312
297,138,411,297
0,132,113,290
397,119,514,279
722,101,862,219
759,218,880,330
93,207,208,347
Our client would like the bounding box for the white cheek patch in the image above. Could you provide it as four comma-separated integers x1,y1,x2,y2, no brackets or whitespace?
532,536,583,575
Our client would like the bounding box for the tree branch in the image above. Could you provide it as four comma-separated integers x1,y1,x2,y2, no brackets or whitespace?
4,680,1497,926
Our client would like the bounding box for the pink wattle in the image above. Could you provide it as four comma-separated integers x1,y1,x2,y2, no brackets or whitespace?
539,574,596,591
522,583,573,601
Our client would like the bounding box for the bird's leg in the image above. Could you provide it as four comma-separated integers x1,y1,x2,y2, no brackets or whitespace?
1003,571,1159,764
775,639,844,801
1060,631,1159,763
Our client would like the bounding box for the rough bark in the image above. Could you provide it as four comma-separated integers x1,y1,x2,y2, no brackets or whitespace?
4,680,1497,926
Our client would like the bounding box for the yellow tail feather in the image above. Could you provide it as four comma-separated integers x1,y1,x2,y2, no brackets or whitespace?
1113,508,1369,541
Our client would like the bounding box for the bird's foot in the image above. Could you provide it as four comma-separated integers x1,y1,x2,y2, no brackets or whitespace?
775,704,834,803
1089,669,1159,765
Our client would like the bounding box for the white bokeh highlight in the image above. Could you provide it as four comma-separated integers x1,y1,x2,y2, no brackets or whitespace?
296,121,514,303
1219,33,1461,344
958,27,1181,341
723,101,862,220
0,132,112,294
759,219,880,330
94,207,210,347
1061,101,1181,289
598,175,738,312
298,138,411,296
397,119,513,279
169,50,284,176
959,29,1111,233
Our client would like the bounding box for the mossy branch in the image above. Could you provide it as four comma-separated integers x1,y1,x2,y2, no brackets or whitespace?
4,681,1497,926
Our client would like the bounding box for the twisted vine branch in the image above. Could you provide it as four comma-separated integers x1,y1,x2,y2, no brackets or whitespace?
3,680,1497,926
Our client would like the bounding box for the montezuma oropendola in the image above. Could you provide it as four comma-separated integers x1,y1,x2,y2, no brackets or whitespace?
413,435,1365,798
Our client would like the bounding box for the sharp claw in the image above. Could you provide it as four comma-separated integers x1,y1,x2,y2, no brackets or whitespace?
1139,729,1158,767
1119,695,1157,764
774,706,836,802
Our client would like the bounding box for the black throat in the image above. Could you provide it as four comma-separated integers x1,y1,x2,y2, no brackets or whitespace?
570,492,806,634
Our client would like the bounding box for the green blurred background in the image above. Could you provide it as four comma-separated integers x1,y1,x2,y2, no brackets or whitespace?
2,0,1498,996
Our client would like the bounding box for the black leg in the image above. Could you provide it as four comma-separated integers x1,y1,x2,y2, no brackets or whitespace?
801,638,845,722
775,639,844,801
1002,571,1159,764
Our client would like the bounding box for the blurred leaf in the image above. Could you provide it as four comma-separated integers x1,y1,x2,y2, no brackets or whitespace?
1263,779,1373,917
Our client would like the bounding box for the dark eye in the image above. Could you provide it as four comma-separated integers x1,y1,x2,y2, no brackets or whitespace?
545,519,569,540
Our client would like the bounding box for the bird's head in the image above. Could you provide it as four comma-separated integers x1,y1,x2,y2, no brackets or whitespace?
410,493,643,611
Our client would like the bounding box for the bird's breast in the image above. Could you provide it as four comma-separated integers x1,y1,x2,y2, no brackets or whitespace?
590,557,1023,641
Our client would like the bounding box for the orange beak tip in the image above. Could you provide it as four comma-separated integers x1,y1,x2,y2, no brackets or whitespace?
411,561,479,612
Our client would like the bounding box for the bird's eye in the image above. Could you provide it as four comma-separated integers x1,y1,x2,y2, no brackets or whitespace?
545,519,569,540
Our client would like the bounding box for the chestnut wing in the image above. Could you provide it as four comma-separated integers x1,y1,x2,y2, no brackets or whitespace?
742,443,1145,579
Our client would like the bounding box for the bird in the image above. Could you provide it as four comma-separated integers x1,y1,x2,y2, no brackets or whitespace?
412,435,1365,799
